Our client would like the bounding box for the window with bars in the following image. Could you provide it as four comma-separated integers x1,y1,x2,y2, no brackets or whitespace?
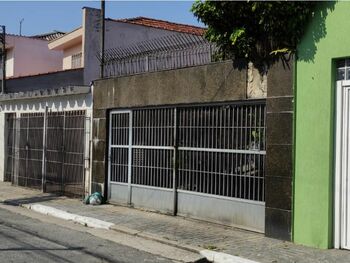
71,52,82,69
337,59,350,81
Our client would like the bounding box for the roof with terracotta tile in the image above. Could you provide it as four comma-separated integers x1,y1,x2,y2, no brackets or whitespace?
112,16,206,36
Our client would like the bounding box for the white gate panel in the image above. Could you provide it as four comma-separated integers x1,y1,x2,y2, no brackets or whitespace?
335,80,350,249
177,190,265,232
108,103,266,231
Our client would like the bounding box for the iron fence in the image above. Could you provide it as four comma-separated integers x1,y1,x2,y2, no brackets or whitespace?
16,113,44,189
6,110,89,197
45,110,86,197
5,113,16,182
177,104,266,201
101,34,218,78
109,102,266,202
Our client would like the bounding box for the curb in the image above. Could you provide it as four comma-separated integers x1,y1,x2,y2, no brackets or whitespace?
20,202,201,254
23,203,114,229
200,250,260,263
3,200,260,263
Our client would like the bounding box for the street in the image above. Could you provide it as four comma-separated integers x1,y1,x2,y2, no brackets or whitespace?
0,207,174,263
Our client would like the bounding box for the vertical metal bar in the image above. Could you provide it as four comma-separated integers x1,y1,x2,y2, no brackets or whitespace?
61,112,66,194
25,114,29,187
248,106,252,199
173,108,178,215
215,107,218,149
258,105,262,200
219,108,222,195
263,104,266,201
244,106,248,199
41,107,48,192
127,111,133,205
200,108,203,192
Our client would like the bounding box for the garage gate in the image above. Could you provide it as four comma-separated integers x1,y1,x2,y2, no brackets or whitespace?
6,110,89,197
108,101,266,231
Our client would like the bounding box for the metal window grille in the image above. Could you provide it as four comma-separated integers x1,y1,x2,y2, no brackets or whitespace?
71,52,82,69
109,102,266,202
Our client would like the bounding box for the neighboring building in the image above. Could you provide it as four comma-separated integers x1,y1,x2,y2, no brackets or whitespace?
0,7,208,199
31,30,66,41
1,34,63,79
294,1,350,250
48,8,205,85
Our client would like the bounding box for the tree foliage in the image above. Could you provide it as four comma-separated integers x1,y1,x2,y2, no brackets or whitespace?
191,1,318,66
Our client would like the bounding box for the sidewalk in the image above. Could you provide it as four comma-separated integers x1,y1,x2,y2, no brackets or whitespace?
0,182,349,263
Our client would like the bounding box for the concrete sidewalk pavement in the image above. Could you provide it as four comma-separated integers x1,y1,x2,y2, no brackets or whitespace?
0,182,350,263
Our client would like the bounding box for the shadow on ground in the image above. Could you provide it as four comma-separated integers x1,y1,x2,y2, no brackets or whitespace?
2,194,60,206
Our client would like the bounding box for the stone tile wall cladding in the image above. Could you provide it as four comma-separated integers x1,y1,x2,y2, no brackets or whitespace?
92,60,294,240
265,58,294,240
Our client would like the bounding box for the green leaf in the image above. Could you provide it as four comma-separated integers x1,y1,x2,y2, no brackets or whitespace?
229,28,245,45
270,48,290,56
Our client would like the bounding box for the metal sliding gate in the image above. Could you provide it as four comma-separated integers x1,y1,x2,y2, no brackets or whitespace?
6,110,89,197
108,102,266,231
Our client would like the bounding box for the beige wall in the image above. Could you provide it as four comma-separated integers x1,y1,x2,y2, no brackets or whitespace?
5,48,14,77
63,43,83,70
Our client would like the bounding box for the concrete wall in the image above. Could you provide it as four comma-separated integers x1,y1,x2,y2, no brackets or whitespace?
6,68,84,93
82,7,197,85
92,59,294,238
5,35,63,78
294,1,342,249
91,60,247,193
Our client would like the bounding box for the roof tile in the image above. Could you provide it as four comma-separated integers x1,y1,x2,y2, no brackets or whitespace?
114,16,206,36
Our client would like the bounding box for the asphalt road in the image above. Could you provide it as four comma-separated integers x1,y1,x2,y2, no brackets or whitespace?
0,207,174,263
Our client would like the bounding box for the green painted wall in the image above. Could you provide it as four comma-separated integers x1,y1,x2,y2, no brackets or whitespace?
294,1,350,248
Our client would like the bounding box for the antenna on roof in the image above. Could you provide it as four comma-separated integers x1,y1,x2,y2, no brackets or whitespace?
19,18,24,36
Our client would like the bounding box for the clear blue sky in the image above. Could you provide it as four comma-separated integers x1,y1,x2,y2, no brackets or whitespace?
0,1,204,36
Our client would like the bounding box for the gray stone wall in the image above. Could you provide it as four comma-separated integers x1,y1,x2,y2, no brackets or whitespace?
91,60,247,193
265,58,294,241
92,59,294,241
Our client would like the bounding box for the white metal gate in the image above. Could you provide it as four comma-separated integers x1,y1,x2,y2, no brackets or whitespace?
108,102,266,231
335,80,350,249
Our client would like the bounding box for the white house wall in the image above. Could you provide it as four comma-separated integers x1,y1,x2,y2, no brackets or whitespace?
0,93,92,191
82,7,191,85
